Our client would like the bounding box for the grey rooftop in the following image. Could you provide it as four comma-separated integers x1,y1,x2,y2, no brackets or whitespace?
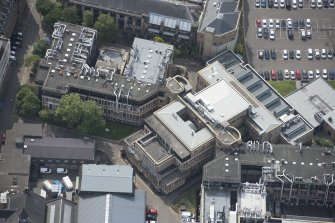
199,0,240,35
45,198,77,223
80,164,134,194
286,78,335,128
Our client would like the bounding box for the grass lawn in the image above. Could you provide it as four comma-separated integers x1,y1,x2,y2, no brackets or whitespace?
94,122,139,141
171,187,198,214
268,80,297,97
328,80,335,89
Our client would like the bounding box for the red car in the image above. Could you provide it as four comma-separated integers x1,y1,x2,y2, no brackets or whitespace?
295,70,301,80
146,208,158,215
271,70,277,80
256,19,262,28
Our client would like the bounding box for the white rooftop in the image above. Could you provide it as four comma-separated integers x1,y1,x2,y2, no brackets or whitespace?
198,61,230,85
186,79,250,125
240,186,266,219
286,78,335,128
155,101,214,151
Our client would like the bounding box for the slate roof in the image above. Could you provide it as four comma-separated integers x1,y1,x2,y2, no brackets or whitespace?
79,164,134,194
78,190,146,223
23,137,95,161
45,198,77,223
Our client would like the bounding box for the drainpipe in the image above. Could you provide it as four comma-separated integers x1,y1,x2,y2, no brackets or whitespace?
324,174,334,205
275,170,285,201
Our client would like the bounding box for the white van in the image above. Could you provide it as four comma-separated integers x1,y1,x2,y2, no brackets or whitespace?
56,168,68,174
62,176,73,190
9,55,16,62
40,167,52,173
43,180,52,191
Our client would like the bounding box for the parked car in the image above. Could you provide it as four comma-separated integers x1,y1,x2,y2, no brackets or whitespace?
308,48,313,60
293,19,299,29
299,19,305,28
289,50,295,59
277,70,283,80
317,0,323,8
257,28,263,38
308,70,314,79
306,18,311,28
271,49,276,59
323,0,329,8
269,29,275,40
9,55,16,62
256,19,262,28
315,49,320,59
56,168,68,174
287,18,292,29
306,29,312,38
330,0,335,8
328,49,333,59
302,70,308,80
288,29,294,39
329,70,335,80
298,0,303,7
264,71,270,80
315,69,321,78
269,19,274,28
284,69,290,79
295,70,302,80
286,0,291,8
271,70,277,80
255,0,261,7
292,0,298,9
281,19,286,29
269,0,274,8
259,70,265,79
10,51,16,56
262,19,267,28
322,69,328,79
295,50,301,59
300,29,306,40
274,0,279,7
290,70,296,80
282,49,288,60
275,19,280,29
321,49,327,59
263,28,269,39
280,0,286,7
262,0,267,7
264,49,270,59
13,41,21,47
258,49,264,58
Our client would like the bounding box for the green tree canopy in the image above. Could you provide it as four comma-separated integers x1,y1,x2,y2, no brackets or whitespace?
43,6,62,32
153,36,164,43
25,55,41,74
62,6,80,24
94,14,117,44
32,40,49,58
83,10,94,27
16,86,41,116
36,0,55,16
39,109,50,122
55,94,105,134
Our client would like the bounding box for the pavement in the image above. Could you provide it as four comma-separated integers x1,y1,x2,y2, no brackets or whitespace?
243,0,335,74
0,0,42,133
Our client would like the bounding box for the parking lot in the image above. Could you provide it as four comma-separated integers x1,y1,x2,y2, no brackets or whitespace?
244,0,335,80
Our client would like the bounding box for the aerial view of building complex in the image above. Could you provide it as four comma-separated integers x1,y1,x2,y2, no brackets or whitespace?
0,0,334,222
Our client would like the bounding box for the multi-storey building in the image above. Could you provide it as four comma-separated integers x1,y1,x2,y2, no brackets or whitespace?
35,22,174,126
69,0,200,48
0,36,10,97
197,0,241,58
201,143,335,223
201,50,314,144
0,0,17,37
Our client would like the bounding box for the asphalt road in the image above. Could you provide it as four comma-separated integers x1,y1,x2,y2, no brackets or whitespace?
244,0,335,73
0,0,41,132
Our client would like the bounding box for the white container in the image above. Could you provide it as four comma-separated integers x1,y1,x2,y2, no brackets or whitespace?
43,180,52,191
62,176,73,190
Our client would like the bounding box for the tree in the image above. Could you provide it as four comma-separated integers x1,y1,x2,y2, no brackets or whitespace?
16,86,41,116
43,6,62,32
55,94,83,129
62,6,80,24
39,109,50,122
94,14,117,44
77,100,105,134
83,10,94,27
54,93,105,134
153,36,164,43
32,40,49,58
36,0,55,16
25,55,41,74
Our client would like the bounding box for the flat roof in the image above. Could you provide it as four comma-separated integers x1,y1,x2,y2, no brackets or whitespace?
137,137,171,164
80,164,133,194
154,101,214,154
124,38,173,85
199,0,240,35
0,153,31,192
186,79,250,125
197,61,281,134
23,137,95,161
240,189,266,218
69,0,197,21
286,78,335,128
205,50,313,143
203,143,335,184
